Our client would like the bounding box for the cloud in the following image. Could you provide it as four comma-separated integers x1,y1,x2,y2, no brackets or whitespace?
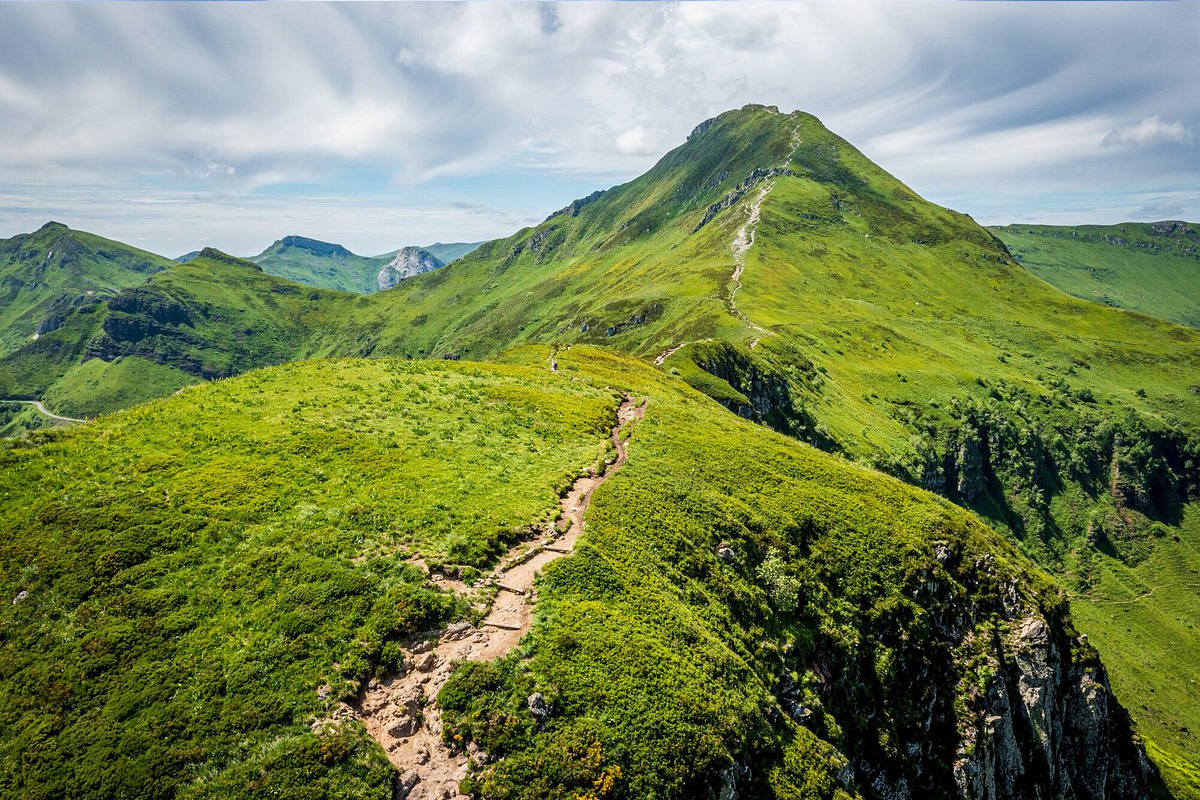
1102,115,1195,147
0,1,1197,254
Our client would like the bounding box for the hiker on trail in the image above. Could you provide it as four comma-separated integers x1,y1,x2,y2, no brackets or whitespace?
551,358,558,372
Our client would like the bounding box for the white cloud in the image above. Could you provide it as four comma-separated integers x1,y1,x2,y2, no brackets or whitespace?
0,1,1197,254
1102,115,1195,147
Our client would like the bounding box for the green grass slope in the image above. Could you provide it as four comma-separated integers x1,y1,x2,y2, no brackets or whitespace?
0,347,1158,800
5,107,1199,788
0,248,353,416
0,356,617,800
250,236,388,294
0,222,175,356
991,222,1200,328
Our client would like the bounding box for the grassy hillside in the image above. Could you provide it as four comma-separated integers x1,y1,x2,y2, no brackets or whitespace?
5,106,1198,790
0,347,1157,799
0,355,617,800
0,248,351,417
992,222,1200,328
1069,502,1200,795
250,236,387,294
0,221,175,356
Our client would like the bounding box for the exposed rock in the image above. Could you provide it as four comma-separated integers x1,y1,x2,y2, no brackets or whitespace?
693,167,803,232
956,436,986,503
12,590,29,604
412,652,437,672
386,715,420,738
377,247,444,290
688,117,717,141
1149,220,1194,237
527,692,550,722
951,612,1154,800
545,189,605,221
397,769,422,797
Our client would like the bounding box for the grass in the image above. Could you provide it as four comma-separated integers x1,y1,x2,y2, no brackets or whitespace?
991,223,1200,328
2,105,1197,794
0,357,615,800
0,222,174,356
0,347,1154,799
1069,503,1200,797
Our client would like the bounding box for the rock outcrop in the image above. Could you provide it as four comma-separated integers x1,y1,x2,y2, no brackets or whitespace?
377,247,444,290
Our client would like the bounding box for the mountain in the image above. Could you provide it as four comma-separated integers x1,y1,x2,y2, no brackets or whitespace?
250,235,389,293
243,236,459,293
376,246,444,290
0,221,175,356
0,346,1161,800
991,221,1200,328
420,240,484,263
0,247,352,417
5,105,1200,791
377,240,484,264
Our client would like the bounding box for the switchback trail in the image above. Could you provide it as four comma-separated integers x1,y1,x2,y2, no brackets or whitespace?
1,399,85,424
349,394,646,799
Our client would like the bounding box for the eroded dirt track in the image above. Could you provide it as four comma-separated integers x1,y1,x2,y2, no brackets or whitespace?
349,394,646,799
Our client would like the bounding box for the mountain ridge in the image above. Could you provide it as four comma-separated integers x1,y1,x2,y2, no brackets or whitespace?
3,104,1199,792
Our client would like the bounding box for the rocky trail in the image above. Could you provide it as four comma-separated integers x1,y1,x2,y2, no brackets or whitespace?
346,394,646,800
729,182,772,348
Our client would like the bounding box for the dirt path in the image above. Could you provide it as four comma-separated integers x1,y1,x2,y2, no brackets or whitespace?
1082,581,1200,606
728,183,772,345
1,399,85,424
350,395,646,800
653,343,683,366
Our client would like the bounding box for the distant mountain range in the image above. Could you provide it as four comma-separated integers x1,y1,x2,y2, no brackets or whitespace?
177,237,482,294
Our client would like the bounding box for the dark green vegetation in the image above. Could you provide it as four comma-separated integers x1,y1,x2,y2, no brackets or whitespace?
0,348,1158,799
0,357,617,800
0,222,175,356
992,221,1200,328
4,104,1199,795
250,236,389,294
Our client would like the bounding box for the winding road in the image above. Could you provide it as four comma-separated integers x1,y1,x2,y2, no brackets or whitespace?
2,399,85,424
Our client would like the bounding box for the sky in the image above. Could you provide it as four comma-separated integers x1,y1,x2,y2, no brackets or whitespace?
0,1,1197,258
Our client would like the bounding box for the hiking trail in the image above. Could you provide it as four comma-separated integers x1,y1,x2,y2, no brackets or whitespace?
343,394,646,799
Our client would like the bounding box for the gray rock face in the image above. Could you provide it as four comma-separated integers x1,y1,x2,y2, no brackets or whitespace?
527,692,550,722
956,436,986,502
950,612,1154,800
377,247,444,290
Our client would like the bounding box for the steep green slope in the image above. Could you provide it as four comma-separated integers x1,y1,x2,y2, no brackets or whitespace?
0,248,353,417
250,236,388,294
0,348,1159,800
1070,503,1200,795
991,222,1200,328
0,222,175,356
